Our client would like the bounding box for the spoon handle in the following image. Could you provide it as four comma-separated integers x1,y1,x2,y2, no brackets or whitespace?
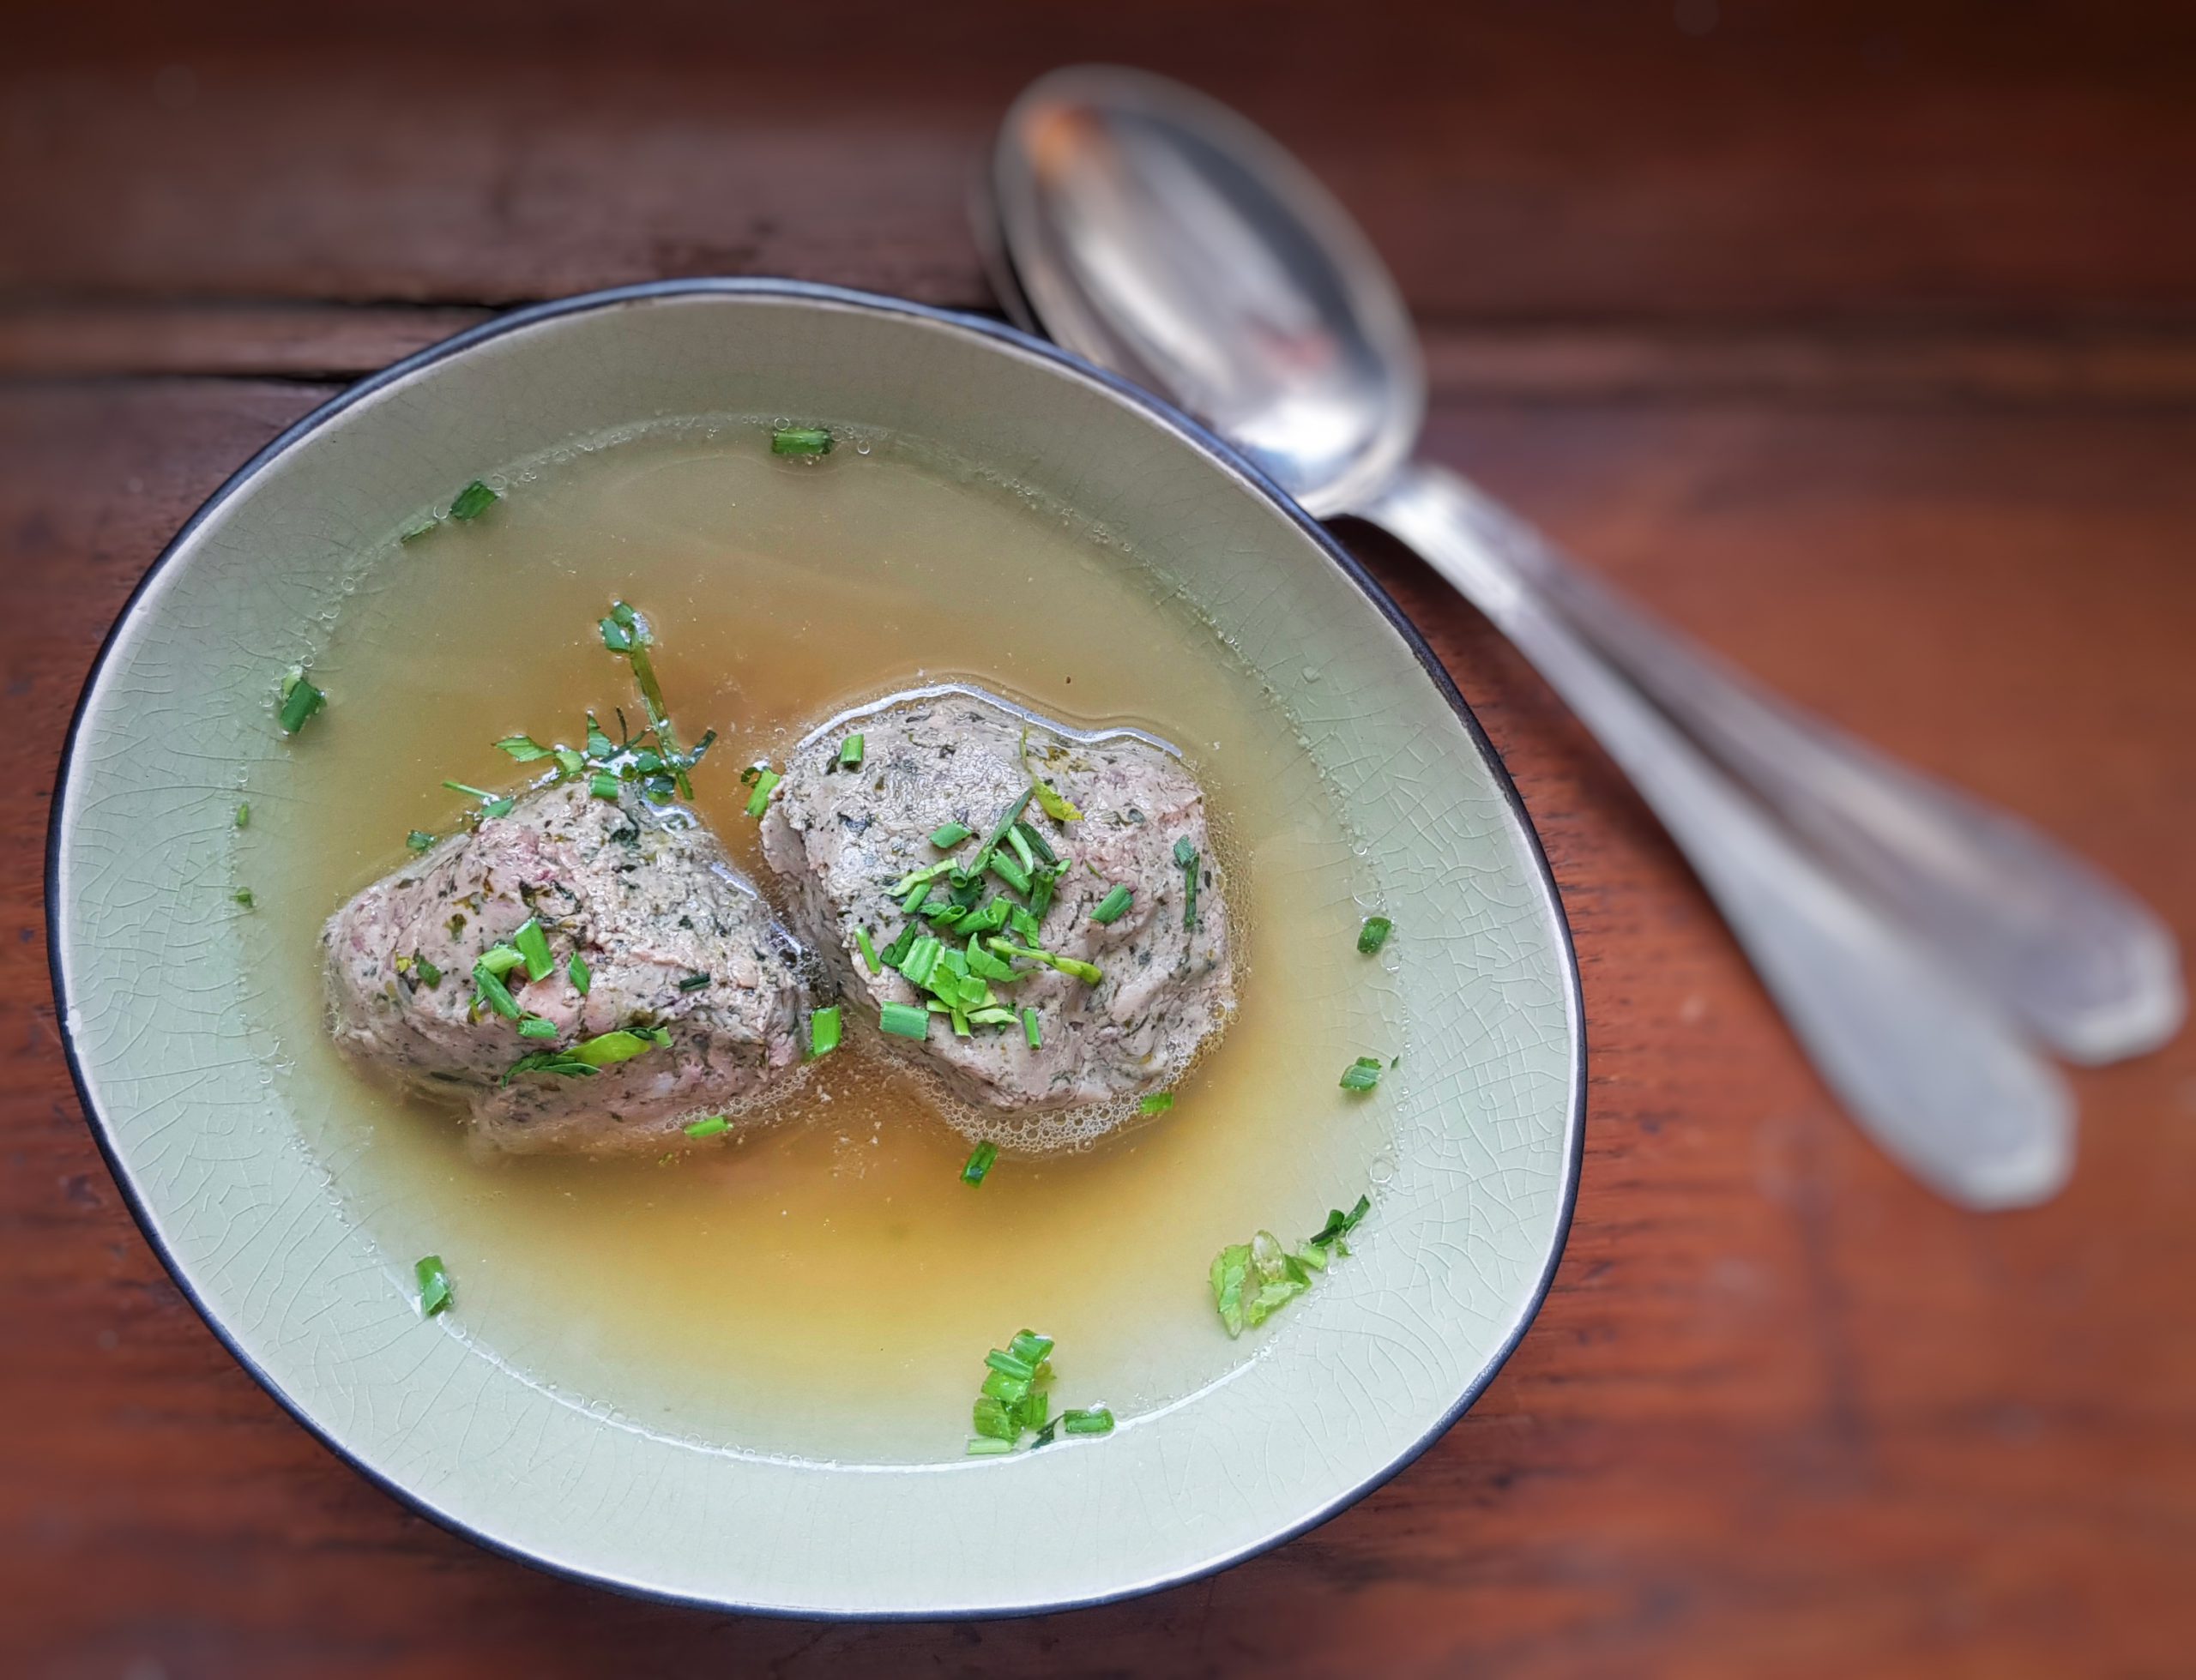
1409,475,2182,1066
1358,462,2072,1208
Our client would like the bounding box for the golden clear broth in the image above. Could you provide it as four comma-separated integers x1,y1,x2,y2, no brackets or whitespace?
250,426,1397,1463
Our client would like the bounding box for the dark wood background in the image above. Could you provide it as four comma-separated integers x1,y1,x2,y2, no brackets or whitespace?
5,3,2193,1675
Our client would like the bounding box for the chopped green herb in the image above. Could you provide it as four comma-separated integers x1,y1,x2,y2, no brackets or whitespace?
482,796,514,820
879,924,919,968
276,665,326,735
811,1006,842,1057
770,425,833,455
838,734,864,768
566,1026,672,1067
1090,884,1133,925
879,1001,930,1040
415,1255,453,1317
1021,1007,1041,1049
476,945,525,978
676,973,711,993
585,714,616,758
985,938,1101,986
442,780,493,800
406,829,436,853
962,1141,998,1186
1357,915,1393,955
964,1436,1015,1456
1211,1197,1372,1337
495,734,553,762
1140,1092,1173,1116
472,960,521,1020
448,479,499,521
232,888,255,909
685,1115,731,1139
512,918,554,982
1019,727,1083,823
969,790,1035,881
986,849,1032,895
1305,1195,1372,1255
855,927,881,975
588,770,619,800
1006,825,1036,875
502,1050,596,1081
1340,1056,1384,1093
1014,822,1059,866
745,767,781,818
1173,837,1200,930
1060,1407,1114,1436
929,821,974,850
568,951,591,995
517,1015,559,1040
234,802,250,829
412,954,443,988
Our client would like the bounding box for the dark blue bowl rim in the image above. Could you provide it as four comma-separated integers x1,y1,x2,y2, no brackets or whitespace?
44,276,1587,1622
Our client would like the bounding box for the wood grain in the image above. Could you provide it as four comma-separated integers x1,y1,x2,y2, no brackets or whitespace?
4,3,2193,1675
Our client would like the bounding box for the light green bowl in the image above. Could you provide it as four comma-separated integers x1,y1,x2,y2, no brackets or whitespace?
48,281,1584,1616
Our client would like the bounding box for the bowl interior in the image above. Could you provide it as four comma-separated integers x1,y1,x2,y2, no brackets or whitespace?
50,283,1582,1616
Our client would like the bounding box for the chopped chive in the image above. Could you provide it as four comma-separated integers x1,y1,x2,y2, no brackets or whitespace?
1006,825,1036,874
838,734,863,768
1061,1407,1114,1436
972,1395,1017,1442
879,1001,929,1040
234,802,250,829
676,973,711,992
1021,1007,1041,1049
745,767,781,818
1306,1195,1373,1252
970,790,1035,879
568,951,591,995
406,829,437,853
985,1347,1035,1382
1019,727,1084,823
481,796,514,819
566,1026,671,1068
232,888,255,909
1014,821,1058,866
476,945,525,978
502,1051,595,1081
684,1115,731,1139
472,961,521,1020
1009,1330,1053,1366
811,1006,842,1057
512,918,554,982
448,479,499,521
517,1016,559,1040
770,425,834,455
442,780,493,799
276,665,326,735
588,770,619,799
494,733,553,762
855,927,881,974
1340,1056,1384,1093
985,938,1101,985
1357,915,1393,954
412,954,443,988
930,821,974,850
986,849,1031,895
1140,1092,1173,1115
414,1255,452,1317
962,1141,998,1186
1173,837,1200,930
965,1436,1015,1456
1090,884,1133,925
879,924,918,968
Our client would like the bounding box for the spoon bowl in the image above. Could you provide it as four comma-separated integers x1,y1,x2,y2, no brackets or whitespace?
995,68,1422,515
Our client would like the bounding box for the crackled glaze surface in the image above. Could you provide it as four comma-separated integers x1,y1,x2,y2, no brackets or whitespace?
49,284,1583,1614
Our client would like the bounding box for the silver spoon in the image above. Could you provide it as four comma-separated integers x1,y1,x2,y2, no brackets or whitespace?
984,67,2175,1206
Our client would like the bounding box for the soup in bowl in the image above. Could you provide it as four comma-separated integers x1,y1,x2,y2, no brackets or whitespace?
49,280,1583,1615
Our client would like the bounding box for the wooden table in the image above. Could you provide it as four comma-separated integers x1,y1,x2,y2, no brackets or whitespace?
6,5,2193,1674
